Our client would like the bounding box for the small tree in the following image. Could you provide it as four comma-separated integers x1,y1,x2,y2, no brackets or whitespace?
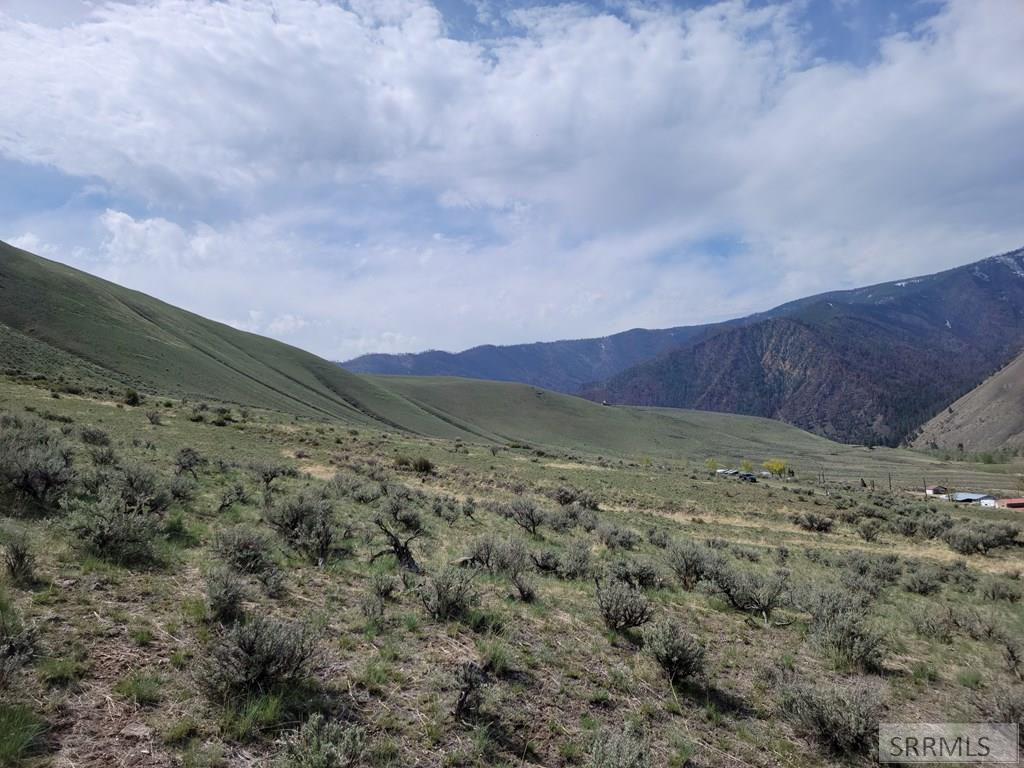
763,458,788,478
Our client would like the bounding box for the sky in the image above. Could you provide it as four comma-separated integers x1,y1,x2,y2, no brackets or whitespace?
1,0,1023,361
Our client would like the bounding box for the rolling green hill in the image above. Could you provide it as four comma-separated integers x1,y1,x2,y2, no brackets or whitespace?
0,241,478,437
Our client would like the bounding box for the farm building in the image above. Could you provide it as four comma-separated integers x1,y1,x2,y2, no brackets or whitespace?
996,498,1024,509
950,492,995,504
925,485,948,496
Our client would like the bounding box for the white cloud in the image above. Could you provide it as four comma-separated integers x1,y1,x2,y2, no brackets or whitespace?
0,0,1022,359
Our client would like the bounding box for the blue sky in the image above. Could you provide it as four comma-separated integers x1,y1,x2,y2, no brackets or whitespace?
1,0,1022,360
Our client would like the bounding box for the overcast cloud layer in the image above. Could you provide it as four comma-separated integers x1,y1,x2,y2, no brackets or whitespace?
2,0,1023,359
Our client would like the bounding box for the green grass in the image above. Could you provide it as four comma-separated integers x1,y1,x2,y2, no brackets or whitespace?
219,694,283,741
38,657,88,688
0,704,46,765
114,671,163,706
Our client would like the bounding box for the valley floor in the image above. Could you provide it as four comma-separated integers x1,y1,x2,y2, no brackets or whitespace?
0,376,1022,767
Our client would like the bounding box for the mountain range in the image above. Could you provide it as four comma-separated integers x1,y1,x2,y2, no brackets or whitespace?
343,247,1024,446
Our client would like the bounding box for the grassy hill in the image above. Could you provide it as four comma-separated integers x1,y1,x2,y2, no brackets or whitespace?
0,241,499,438
913,349,1024,452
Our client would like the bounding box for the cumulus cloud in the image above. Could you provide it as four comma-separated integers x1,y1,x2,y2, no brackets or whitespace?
1,0,1022,359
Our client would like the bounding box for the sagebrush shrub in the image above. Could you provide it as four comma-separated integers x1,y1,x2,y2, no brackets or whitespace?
705,563,790,623
111,462,172,516
558,542,592,580
170,475,197,504
0,608,35,692
466,534,499,570
596,579,653,631
607,558,662,590
646,528,670,549
552,486,598,510
359,593,386,628
511,570,537,602
587,724,652,768
217,483,250,514
199,616,320,699
250,462,298,506
902,567,942,596
981,577,1021,603
79,425,111,447
0,417,74,506
206,568,245,624
773,669,882,755
665,539,723,590
503,498,546,536
857,519,882,542
983,687,1024,748
791,512,834,533
800,587,884,671
215,527,275,575
530,548,560,574
369,572,399,601
419,566,478,621
643,618,705,683
89,446,118,466
174,447,207,479
274,713,366,768
267,493,344,566
598,524,640,551
908,606,955,643
453,661,488,719
943,522,1019,555
2,532,34,586
70,497,158,565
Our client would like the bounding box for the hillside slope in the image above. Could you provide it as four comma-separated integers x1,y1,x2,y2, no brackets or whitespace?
913,349,1024,451
0,241,478,437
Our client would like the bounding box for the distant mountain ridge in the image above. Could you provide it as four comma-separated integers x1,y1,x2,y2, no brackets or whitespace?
342,324,730,392
344,247,1024,445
